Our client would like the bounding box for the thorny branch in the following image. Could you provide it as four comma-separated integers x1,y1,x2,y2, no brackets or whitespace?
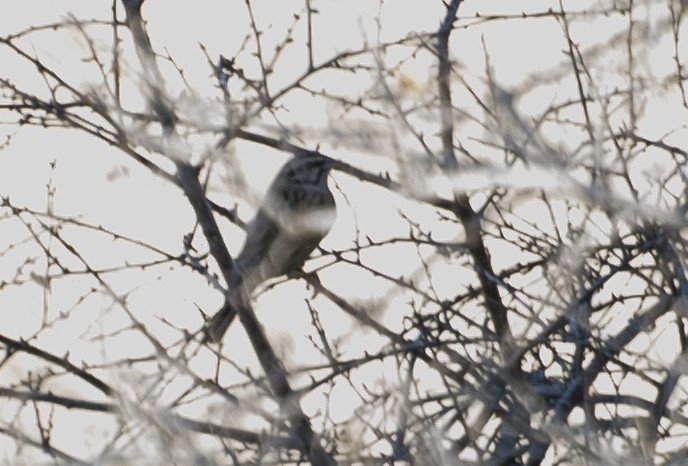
0,0,687,464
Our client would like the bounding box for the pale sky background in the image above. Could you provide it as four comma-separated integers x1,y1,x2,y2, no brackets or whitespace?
1,0,687,462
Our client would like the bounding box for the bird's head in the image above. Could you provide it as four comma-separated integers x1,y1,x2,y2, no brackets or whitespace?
279,152,336,188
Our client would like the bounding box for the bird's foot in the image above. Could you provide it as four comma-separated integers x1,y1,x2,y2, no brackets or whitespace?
289,269,322,298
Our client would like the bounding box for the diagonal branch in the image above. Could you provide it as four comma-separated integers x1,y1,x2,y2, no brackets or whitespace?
121,2,336,464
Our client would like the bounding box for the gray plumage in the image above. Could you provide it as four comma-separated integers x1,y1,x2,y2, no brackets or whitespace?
205,153,336,342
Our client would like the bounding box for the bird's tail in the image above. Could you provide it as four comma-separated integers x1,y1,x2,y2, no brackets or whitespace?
203,301,238,343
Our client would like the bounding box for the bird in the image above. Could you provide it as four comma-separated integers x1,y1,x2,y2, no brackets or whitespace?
204,152,337,343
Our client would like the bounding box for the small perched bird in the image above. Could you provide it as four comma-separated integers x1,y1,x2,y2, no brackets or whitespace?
204,152,337,342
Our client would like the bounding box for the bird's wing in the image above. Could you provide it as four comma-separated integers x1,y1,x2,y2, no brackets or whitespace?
234,208,279,285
